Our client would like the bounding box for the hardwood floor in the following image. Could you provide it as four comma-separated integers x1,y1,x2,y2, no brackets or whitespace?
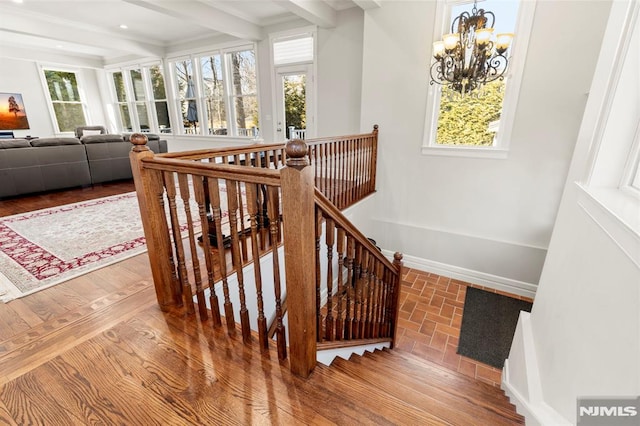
0,183,524,425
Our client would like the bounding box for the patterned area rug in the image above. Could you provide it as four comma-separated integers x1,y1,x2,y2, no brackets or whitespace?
0,191,211,302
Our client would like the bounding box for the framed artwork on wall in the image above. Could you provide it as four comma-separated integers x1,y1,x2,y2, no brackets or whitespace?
0,92,30,130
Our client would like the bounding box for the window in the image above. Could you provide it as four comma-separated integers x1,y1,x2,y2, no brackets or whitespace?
621,122,640,196
226,49,258,137
169,45,259,137
273,36,314,66
270,29,316,140
201,54,226,135
108,63,169,134
422,0,536,158
42,68,87,133
578,0,639,268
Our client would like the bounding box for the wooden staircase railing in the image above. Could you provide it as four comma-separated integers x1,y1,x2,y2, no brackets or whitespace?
314,188,403,349
128,126,401,378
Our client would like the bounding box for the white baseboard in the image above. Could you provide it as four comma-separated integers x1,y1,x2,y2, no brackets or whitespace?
381,250,537,299
502,313,570,426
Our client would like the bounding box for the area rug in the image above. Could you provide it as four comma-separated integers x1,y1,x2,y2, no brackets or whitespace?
0,188,232,303
457,287,533,369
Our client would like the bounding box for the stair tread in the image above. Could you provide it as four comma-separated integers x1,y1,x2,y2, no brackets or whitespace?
340,350,523,424
369,348,514,404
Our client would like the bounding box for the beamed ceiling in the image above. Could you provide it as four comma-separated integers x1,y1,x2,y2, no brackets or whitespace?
0,0,381,65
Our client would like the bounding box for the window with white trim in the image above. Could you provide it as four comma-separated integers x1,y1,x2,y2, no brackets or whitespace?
422,0,536,158
578,1,639,268
42,68,87,133
108,63,170,134
169,45,259,137
622,122,640,196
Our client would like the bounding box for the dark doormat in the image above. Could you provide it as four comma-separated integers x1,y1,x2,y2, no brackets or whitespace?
457,287,532,369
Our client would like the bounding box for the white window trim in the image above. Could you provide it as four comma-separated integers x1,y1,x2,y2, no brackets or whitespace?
620,120,640,198
105,62,169,134
166,43,260,138
577,0,640,269
38,64,89,135
421,0,536,159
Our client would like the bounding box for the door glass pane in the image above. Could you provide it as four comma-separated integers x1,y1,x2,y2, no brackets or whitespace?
130,69,146,101
283,74,306,139
112,72,127,102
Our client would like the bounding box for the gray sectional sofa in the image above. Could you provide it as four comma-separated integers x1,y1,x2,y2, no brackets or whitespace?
0,132,167,198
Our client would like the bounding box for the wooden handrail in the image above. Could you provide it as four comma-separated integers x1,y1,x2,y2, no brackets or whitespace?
140,157,281,186
156,142,286,161
314,187,397,275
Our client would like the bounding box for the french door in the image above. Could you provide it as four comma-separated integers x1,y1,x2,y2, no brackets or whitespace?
274,65,314,141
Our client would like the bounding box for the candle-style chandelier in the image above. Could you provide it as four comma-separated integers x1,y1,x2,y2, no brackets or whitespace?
430,0,514,95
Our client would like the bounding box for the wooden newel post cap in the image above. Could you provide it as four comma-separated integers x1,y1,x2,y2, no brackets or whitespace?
393,252,403,263
130,133,149,152
285,139,309,167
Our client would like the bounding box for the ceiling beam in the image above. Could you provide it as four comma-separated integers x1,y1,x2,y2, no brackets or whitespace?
124,0,263,41
281,0,337,28
353,0,382,11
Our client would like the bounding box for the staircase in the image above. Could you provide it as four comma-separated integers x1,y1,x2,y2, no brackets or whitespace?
0,247,524,425
327,349,524,425
121,126,521,426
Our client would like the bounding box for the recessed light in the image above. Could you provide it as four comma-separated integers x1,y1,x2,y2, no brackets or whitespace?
12,0,24,4
56,45,63,49
119,24,128,29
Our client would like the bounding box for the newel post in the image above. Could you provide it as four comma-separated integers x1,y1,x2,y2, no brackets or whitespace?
390,252,404,349
129,133,176,311
281,139,317,378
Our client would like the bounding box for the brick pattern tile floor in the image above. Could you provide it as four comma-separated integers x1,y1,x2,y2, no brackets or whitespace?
395,268,534,388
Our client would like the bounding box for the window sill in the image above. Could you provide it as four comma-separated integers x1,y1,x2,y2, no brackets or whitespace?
421,145,509,159
576,182,640,268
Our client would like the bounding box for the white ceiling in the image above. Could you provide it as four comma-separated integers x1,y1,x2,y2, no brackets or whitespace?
0,0,381,64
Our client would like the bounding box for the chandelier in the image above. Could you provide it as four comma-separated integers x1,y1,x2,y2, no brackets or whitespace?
430,0,514,95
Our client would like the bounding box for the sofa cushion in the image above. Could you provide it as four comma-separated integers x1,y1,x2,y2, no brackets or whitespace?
0,139,31,149
75,125,106,138
30,137,81,147
123,133,159,142
81,134,125,144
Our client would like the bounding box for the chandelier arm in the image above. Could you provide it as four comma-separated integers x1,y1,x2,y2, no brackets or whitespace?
483,11,495,29
483,55,509,83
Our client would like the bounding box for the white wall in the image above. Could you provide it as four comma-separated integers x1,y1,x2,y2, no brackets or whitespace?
316,7,364,137
505,2,640,423
0,55,108,138
357,1,610,294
